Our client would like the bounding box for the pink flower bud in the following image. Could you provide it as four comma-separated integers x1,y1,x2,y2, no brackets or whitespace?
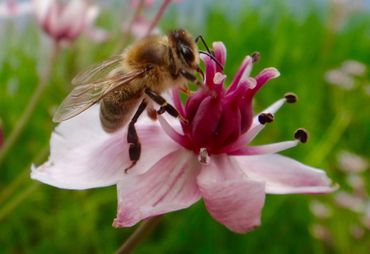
33,0,105,43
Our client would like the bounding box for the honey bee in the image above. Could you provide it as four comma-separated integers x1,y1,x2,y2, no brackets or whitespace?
53,29,215,170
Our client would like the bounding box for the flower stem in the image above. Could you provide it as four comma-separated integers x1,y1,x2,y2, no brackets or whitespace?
126,0,145,35
305,111,351,165
145,0,172,36
120,0,145,48
0,144,49,205
0,42,60,165
115,216,161,254
0,182,40,222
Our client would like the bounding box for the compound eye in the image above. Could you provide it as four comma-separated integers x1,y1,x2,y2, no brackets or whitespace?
180,45,194,64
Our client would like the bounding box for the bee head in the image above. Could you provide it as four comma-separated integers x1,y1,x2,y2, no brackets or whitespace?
169,29,199,68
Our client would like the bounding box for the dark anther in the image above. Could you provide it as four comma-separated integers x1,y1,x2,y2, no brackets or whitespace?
251,52,260,63
284,92,298,103
294,128,308,143
258,113,274,124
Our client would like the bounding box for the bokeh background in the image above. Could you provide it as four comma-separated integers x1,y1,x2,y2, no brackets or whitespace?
1,0,369,253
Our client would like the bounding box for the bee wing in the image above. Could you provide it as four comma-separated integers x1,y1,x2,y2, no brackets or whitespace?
53,70,145,123
71,55,122,86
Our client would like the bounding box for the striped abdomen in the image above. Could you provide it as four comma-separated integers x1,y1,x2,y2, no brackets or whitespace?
100,88,143,133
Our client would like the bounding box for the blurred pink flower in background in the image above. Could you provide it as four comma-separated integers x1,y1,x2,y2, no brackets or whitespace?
325,60,367,90
32,0,107,43
337,150,368,173
0,0,33,17
32,42,334,233
130,0,155,8
122,15,160,39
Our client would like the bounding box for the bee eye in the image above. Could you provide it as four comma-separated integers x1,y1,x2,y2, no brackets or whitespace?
180,45,194,64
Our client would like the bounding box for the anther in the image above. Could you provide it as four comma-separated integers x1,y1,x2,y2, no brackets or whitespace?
198,148,210,165
284,92,298,103
251,52,261,63
258,113,274,125
294,128,309,143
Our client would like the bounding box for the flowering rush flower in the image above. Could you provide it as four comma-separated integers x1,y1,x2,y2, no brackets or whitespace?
32,42,335,233
33,0,107,43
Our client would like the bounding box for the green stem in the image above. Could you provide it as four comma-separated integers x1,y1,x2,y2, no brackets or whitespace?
305,111,351,165
119,0,146,49
145,0,172,36
0,145,49,205
115,216,161,254
0,42,60,165
126,0,145,35
0,182,40,222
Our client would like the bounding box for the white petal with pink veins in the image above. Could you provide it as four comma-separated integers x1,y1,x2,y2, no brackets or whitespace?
31,105,179,189
197,155,266,233
235,154,335,194
113,148,201,227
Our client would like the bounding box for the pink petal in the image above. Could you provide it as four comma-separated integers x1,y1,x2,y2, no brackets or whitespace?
228,55,253,94
31,105,179,189
171,87,185,117
248,67,280,97
228,140,299,155
234,154,335,194
229,97,287,150
212,41,227,67
200,54,216,89
157,114,191,149
197,155,266,233
113,149,201,227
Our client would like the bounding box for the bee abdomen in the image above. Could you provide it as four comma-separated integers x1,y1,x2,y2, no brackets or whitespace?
100,90,142,133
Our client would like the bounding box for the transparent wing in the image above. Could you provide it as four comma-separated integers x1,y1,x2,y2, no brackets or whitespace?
53,70,145,123
71,55,122,86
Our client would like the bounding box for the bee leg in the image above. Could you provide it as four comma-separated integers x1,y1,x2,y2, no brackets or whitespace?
124,99,148,173
144,88,188,124
180,69,203,87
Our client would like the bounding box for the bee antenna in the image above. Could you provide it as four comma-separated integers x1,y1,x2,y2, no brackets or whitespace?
195,35,212,55
199,50,224,71
195,35,224,71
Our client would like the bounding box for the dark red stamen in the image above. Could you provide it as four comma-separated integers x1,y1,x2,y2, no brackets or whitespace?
294,128,308,143
284,92,298,103
251,52,260,63
258,113,274,125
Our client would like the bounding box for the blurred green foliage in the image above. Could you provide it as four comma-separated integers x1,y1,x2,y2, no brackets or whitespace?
0,1,369,253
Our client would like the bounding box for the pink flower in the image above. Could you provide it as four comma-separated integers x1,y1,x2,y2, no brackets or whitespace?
122,15,160,40
0,0,33,17
32,0,107,43
130,0,155,8
31,42,335,233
